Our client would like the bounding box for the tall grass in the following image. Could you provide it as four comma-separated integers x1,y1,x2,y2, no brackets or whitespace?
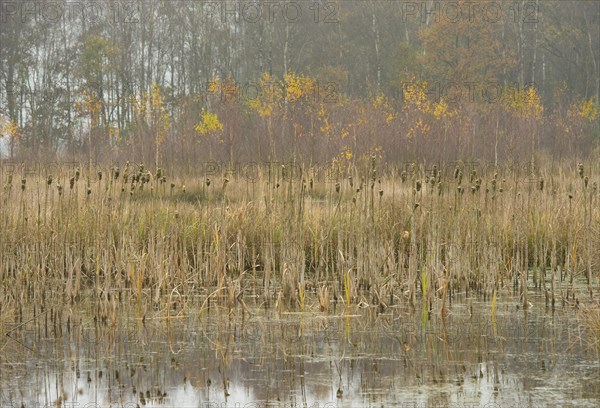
0,159,598,321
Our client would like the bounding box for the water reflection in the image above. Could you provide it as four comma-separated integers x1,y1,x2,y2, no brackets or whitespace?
1,292,599,407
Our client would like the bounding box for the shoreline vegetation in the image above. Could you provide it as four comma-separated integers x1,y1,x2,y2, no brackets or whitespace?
0,159,598,334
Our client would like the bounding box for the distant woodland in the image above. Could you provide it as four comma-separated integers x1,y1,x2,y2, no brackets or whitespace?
1,0,598,165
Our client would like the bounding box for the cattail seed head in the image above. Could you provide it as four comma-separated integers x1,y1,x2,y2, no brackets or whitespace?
335,182,340,193
470,169,477,183
415,180,422,192
75,168,80,181
113,167,120,180
21,179,26,191
568,193,573,200
206,178,211,187
577,163,584,178
584,176,589,188
538,177,544,191
57,184,63,195
47,175,53,186
87,187,92,195
98,171,102,181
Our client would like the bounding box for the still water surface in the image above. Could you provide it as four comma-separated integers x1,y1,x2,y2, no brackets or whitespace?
1,290,599,407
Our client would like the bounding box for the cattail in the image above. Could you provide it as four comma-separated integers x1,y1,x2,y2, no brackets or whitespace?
335,182,340,193
470,169,477,183
206,178,211,187
161,176,166,184
491,178,497,191
57,184,63,195
538,177,544,191
401,171,407,183
156,167,163,179
454,166,460,180
432,164,438,179
75,168,80,181
21,178,26,191
87,187,92,196
47,175,53,186
370,155,377,182
577,163,584,178
113,167,120,180
437,182,443,195
415,180,422,192
568,193,573,200
98,171,102,181
584,176,589,188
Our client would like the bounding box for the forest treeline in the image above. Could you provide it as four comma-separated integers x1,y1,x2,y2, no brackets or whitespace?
0,0,599,166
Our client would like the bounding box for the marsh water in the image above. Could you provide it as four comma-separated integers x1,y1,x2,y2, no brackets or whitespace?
1,288,599,408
